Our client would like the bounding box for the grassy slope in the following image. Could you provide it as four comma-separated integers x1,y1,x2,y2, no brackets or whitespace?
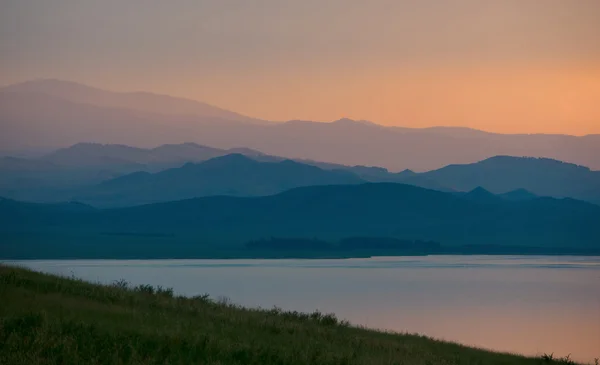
0,265,580,365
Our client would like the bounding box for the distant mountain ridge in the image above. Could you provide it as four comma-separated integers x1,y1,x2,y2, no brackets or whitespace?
498,189,538,201
1,142,599,206
41,142,267,170
2,79,265,124
417,156,600,204
73,154,364,207
2,79,600,171
461,187,504,203
0,141,427,189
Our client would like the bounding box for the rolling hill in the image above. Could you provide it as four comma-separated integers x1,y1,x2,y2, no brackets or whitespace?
0,143,272,200
2,143,599,206
417,156,600,204
1,183,599,259
73,154,365,207
41,142,267,170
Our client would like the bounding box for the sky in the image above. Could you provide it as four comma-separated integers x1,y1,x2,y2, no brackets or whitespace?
1,0,600,135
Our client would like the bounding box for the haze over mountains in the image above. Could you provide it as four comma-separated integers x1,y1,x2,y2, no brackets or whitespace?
0,143,268,195
73,154,364,207
42,142,267,171
417,156,600,204
2,79,264,124
67,154,600,207
1,79,600,257
2,79,600,171
1,141,599,207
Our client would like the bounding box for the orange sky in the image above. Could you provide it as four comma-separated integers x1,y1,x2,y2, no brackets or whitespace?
170,62,600,135
1,0,599,135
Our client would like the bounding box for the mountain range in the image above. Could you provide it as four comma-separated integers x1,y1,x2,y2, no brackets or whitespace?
1,183,599,259
415,156,600,204
1,142,599,206
72,154,364,207
2,78,265,124
1,79,599,258
2,79,599,172
0,143,268,192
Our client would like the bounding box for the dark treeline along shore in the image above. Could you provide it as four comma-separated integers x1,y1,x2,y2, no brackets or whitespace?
1,182,599,259
0,265,587,365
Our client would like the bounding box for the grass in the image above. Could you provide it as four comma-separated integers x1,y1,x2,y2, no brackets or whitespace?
0,264,589,365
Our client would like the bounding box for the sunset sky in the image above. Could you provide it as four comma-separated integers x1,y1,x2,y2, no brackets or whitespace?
1,0,599,135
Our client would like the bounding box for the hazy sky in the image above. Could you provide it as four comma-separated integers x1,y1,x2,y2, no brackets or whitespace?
1,0,600,135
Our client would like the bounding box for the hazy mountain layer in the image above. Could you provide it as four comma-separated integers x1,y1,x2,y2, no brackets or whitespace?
1,142,599,206
418,156,600,204
2,80,599,171
73,154,364,207
2,79,264,123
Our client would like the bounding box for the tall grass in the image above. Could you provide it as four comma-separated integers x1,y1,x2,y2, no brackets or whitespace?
0,265,589,365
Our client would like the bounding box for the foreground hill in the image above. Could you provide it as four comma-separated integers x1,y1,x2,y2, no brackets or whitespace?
2,80,600,171
1,183,599,258
0,265,571,365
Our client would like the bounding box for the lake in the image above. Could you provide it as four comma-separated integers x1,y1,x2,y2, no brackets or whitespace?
7,256,600,363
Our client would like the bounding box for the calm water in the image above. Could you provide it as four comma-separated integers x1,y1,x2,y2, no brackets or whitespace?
8,256,600,363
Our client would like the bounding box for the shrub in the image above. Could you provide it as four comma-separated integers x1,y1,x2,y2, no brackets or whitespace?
320,313,339,326
156,285,174,298
112,279,129,290
216,295,231,306
135,284,155,295
192,293,211,302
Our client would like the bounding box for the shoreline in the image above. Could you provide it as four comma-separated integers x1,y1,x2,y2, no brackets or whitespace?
3,251,600,260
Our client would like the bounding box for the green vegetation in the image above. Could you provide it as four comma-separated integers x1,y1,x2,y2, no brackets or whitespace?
0,265,586,365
